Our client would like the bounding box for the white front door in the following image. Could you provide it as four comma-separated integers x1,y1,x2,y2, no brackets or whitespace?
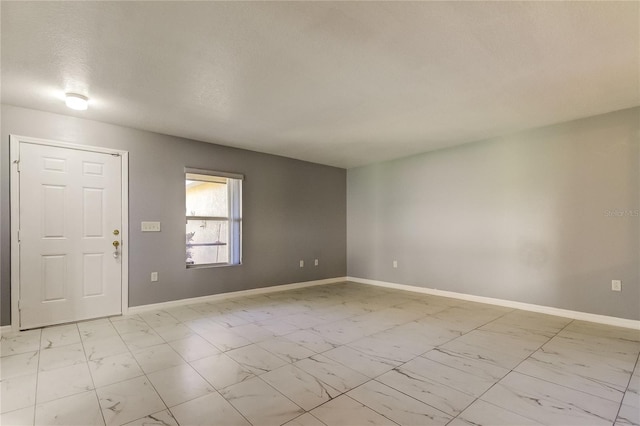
18,141,123,329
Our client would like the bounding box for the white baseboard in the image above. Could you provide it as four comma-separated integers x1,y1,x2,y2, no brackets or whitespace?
127,277,347,315
347,276,640,330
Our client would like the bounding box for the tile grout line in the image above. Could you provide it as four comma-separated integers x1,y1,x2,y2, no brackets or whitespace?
613,349,640,423
76,322,109,426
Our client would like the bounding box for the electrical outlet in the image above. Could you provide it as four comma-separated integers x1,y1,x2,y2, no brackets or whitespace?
393,260,398,268
314,259,319,266
611,280,621,292
299,260,304,268
151,272,158,282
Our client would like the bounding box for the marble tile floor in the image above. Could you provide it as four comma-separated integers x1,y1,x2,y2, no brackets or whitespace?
1,282,638,426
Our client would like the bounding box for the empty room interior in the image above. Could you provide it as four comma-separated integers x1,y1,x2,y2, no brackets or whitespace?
1,2,639,426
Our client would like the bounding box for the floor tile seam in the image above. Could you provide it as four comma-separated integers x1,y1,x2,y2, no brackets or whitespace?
360,376,458,421
466,318,590,426
74,324,107,426
614,351,640,422
310,392,403,426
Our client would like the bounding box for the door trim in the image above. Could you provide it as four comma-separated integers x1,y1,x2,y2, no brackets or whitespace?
10,135,129,331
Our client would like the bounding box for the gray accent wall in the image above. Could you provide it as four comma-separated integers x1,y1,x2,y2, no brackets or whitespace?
1,105,347,326
348,107,640,320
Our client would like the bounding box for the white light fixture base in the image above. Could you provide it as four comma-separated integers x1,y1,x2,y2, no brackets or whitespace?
65,93,89,110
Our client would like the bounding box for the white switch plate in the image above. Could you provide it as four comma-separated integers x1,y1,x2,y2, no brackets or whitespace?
612,280,621,292
141,221,161,232
314,259,319,266
151,272,158,282
299,260,304,268
393,260,398,268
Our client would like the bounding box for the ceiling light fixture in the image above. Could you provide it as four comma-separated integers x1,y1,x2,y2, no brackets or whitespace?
65,93,89,111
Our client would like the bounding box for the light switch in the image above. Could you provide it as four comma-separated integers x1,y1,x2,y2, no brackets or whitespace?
141,221,161,232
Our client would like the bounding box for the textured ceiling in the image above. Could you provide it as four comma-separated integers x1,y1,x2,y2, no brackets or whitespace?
1,2,638,168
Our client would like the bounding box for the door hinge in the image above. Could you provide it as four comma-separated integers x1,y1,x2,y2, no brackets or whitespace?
17,229,20,243
14,159,20,172
18,300,22,311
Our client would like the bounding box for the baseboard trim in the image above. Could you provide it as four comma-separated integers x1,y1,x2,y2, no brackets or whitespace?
128,277,348,315
347,276,640,330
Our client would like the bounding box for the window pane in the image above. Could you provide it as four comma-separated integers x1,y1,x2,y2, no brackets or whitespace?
186,179,228,217
186,220,229,265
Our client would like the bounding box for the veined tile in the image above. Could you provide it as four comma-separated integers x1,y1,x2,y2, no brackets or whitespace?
562,321,640,343
132,344,185,374
294,354,368,393
347,331,432,364
96,376,166,426
35,390,103,426
400,355,498,397
0,405,35,426
390,320,463,347
190,353,254,390
170,393,249,426
257,337,315,363
138,311,179,329
220,377,303,426
481,371,620,425
163,306,203,322
40,324,81,349
449,399,542,426
38,343,86,371
226,344,288,375
88,352,144,388
0,373,37,413
347,380,452,426
147,364,215,407
439,329,545,369
111,317,150,335
122,410,178,426
1,330,42,357
283,413,326,426
152,323,194,342
36,362,94,403
422,348,509,383
227,324,276,343
322,345,401,378
0,351,39,380
515,348,628,402
199,329,252,352
376,367,474,416
310,320,369,345
256,318,302,336
84,335,129,361
284,330,340,354
80,324,120,343
262,364,339,410
120,329,164,351
168,334,219,362
616,402,640,426
310,395,395,426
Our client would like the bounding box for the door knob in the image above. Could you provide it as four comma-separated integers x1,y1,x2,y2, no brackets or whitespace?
113,241,120,248
113,229,120,235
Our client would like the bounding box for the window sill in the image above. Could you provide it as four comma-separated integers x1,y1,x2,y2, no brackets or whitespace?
186,262,242,270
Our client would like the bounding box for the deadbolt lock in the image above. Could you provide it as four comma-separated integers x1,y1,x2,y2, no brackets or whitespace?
113,230,120,235
113,241,120,248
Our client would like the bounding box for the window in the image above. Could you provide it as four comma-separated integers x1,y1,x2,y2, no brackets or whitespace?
185,168,242,267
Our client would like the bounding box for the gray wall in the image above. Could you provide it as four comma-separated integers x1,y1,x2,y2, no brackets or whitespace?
348,107,640,320
1,105,347,326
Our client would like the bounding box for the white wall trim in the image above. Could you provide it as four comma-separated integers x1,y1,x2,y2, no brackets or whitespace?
9,135,129,331
127,277,347,315
347,276,640,330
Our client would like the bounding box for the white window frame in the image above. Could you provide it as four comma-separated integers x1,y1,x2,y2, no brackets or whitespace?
185,167,243,268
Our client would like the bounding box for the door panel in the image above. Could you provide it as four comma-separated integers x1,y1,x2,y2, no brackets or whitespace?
19,142,122,329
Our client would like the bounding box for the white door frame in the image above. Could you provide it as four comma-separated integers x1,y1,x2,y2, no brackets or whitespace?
10,135,129,331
